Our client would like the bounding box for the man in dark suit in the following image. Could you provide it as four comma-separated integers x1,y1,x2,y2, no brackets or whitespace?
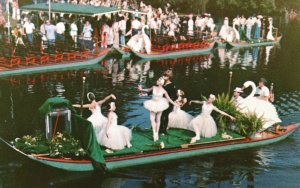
159,69,177,135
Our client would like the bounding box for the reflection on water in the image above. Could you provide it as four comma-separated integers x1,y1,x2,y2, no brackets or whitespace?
0,16,300,188
217,45,278,70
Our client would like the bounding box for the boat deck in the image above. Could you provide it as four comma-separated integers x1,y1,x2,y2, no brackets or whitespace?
102,128,244,157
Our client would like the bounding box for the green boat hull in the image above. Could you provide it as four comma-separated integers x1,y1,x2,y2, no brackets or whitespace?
228,36,282,48
131,42,215,60
216,40,227,48
0,51,109,78
3,123,297,172
111,47,131,59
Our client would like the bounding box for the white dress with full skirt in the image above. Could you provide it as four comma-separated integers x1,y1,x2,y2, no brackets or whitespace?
266,23,275,40
87,105,107,137
144,87,169,113
168,106,194,130
190,102,217,138
98,112,131,150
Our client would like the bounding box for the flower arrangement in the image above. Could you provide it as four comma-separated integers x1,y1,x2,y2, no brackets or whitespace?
14,130,86,158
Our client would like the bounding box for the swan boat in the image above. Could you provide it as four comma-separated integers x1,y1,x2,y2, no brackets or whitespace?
0,48,110,78
227,36,282,48
0,97,298,172
131,41,215,60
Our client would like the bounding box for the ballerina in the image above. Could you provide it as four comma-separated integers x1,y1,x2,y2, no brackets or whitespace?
266,17,275,41
240,81,281,130
73,93,116,142
189,94,235,143
138,77,177,141
98,102,132,150
167,89,194,130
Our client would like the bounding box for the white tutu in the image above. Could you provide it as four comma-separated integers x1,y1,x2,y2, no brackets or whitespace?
98,113,131,150
190,102,217,138
87,105,107,137
168,107,194,130
190,114,217,138
144,98,169,113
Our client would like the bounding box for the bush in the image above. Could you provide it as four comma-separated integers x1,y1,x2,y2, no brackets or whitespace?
213,93,263,137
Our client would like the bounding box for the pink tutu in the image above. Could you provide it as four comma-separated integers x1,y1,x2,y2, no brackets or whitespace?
144,98,169,113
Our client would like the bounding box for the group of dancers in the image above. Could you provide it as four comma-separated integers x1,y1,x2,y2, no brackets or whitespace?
74,70,281,151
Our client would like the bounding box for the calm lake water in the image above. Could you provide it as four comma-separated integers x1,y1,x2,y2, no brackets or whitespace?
0,17,300,188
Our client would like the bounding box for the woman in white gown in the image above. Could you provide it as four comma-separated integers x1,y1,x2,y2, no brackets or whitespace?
138,77,177,141
98,102,132,150
239,81,281,130
167,89,194,130
266,17,275,41
189,94,235,143
73,93,116,141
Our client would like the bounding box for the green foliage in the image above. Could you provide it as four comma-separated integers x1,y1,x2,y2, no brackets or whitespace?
14,131,86,159
213,93,263,137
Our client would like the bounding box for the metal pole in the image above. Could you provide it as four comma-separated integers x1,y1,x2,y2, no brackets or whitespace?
227,71,233,95
7,0,11,39
80,76,86,116
269,82,274,103
48,0,51,21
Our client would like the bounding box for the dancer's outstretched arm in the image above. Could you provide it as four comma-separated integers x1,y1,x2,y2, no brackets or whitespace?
138,85,153,93
213,106,235,120
189,100,204,105
97,94,116,105
72,103,91,108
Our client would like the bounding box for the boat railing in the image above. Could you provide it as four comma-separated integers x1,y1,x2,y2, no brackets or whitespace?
151,35,211,52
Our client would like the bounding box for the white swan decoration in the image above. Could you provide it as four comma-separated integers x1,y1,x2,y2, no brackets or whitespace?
232,19,240,41
237,81,281,130
127,25,152,54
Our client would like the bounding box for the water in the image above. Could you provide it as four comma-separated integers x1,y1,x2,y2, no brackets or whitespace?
0,18,300,187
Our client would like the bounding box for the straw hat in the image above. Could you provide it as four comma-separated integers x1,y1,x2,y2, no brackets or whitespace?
233,87,243,93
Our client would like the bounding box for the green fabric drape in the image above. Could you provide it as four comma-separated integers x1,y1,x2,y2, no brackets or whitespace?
72,114,105,165
38,97,105,166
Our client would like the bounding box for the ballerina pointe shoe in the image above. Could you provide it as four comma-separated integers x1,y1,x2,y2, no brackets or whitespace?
127,143,132,148
190,136,200,144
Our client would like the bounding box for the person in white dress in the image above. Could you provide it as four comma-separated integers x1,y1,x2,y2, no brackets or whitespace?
98,102,132,150
218,17,230,41
73,93,116,143
138,77,178,141
167,89,193,130
189,94,235,143
266,17,275,40
70,20,78,45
